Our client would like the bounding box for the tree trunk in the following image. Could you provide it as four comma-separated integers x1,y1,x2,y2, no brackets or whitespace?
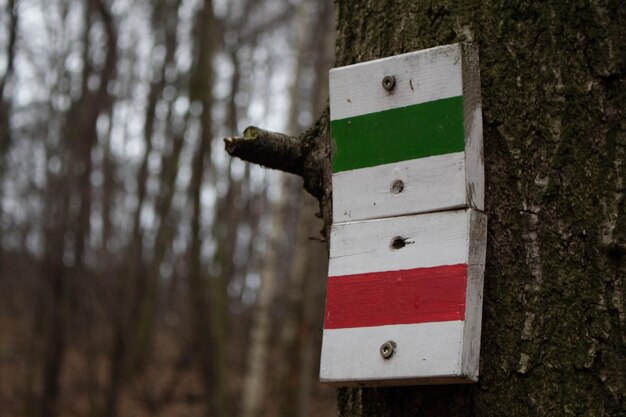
186,1,226,415
332,1,625,416
226,0,624,416
240,177,288,417
0,0,18,228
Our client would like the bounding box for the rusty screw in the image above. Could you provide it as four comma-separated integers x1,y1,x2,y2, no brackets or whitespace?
380,341,396,359
382,75,396,91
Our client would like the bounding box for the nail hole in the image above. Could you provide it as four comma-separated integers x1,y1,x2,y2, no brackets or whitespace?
390,179,404,195
390,236,406,250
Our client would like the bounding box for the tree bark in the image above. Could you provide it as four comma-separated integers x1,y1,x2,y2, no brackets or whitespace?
224,113,332,238
226,0,625,415
332,1,625,416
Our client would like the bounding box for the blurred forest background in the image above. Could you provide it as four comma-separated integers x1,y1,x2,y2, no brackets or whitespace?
0,0,336,416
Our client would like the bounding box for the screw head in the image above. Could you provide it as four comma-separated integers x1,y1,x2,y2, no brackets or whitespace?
382,75,396,91
380,341,396,359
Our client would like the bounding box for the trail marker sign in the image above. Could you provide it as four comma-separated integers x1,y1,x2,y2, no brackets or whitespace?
320,43,487,386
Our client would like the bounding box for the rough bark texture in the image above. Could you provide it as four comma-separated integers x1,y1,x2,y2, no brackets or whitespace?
333,1,626,416
225,127,306,177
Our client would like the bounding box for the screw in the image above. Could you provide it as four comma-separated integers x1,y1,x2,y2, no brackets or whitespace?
380,341,396,359
382,75,396,92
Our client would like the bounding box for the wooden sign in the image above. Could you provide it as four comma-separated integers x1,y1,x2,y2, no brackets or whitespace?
330,43,483,223
320,44,486,386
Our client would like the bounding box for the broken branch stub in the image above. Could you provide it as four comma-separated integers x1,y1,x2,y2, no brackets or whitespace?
224,126,305,177
224,112,332,240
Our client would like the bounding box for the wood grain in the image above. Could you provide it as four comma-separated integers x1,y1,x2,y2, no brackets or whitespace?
321,209,487,386
322,43,486,386
329,44,462,120
328,209,473,277
329,43,484,220
332,152,468,223
320,321,467,386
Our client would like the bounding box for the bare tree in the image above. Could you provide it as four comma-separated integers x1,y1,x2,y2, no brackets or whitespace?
1,0,337,415
37,2,117,416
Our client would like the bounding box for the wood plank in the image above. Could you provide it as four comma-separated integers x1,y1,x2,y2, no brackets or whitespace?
320,321,466,386
329,44,462,120
325,264,467,329
462,44,484,211
328,209,472,277
331,96,464,173
321,43,486,386
329,43,483,219
320,209,487,386
332,152,467,223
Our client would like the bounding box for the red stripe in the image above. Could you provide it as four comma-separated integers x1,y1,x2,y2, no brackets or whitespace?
324,264,467,329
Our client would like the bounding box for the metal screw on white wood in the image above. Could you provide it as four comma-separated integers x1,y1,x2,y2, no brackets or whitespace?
382,75,396,91
380,341,396,359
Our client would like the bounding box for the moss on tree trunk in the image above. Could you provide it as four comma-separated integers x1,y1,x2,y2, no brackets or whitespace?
333,1,625,416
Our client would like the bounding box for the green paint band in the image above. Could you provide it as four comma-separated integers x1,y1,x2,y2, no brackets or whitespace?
331,96,464,173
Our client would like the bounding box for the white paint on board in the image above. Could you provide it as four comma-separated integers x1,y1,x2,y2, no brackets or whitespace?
320,321,466,385
330,44,463,120
323,209,487,386
332,152,468,223
321,43,486,386
329,209,472,277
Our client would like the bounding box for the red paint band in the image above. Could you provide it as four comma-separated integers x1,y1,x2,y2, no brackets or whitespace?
324,264,467,329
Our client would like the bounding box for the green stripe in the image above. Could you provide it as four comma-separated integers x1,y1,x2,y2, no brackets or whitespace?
331,96,464,173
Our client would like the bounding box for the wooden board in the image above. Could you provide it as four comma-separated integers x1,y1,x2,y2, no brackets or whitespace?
321,43,486,387
321,321,467,386
320,209,487,386
330,43,484,222
329,208,474,276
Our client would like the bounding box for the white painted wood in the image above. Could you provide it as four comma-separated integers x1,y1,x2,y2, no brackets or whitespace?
461,210,487,380
322,208,487,386
329,209,472,277
332,152,467,223
330,44,462,120
322,44,486,386
320,321,467,386
461,43,485,211
329,43,484,221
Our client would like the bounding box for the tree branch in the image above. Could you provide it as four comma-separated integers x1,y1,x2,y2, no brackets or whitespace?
224,126,305,177
224,111,331,240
